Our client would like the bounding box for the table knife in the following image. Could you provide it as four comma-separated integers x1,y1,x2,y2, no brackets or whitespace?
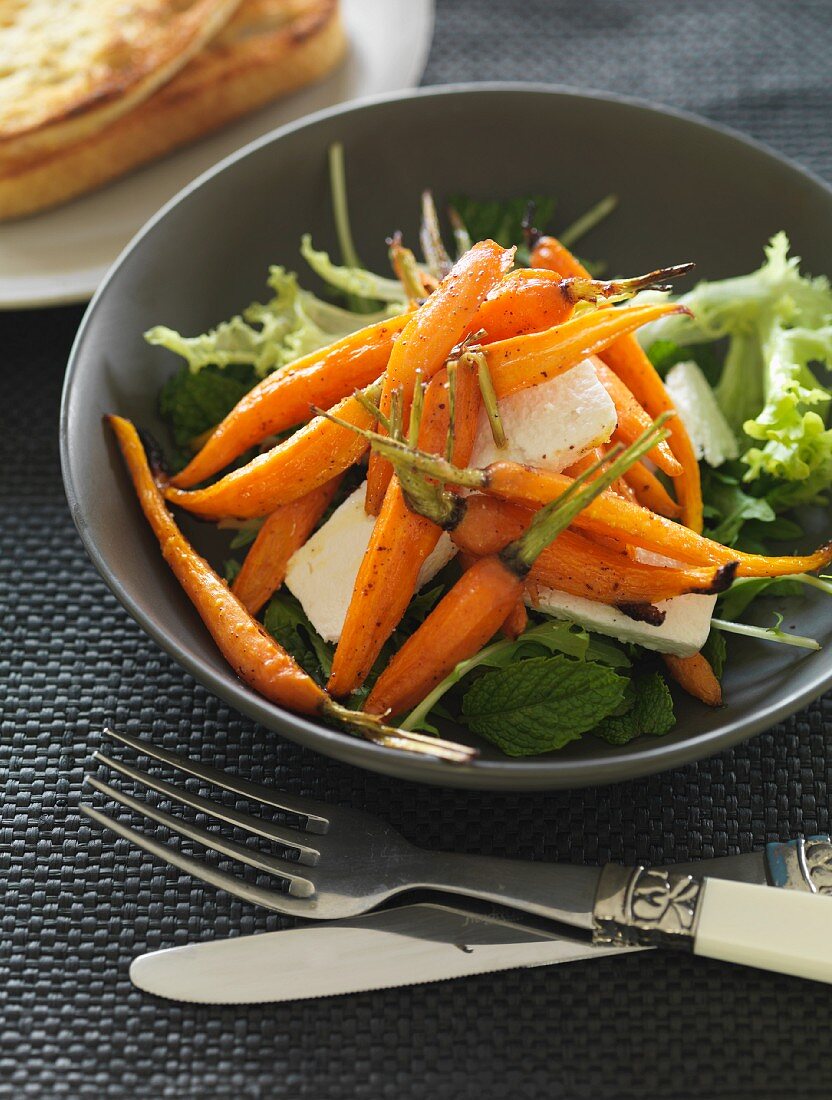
131,838,832,1003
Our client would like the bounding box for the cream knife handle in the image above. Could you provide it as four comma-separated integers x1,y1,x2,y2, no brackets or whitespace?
694,878,832,984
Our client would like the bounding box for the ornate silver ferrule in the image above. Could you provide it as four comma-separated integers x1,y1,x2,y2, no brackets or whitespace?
592,864,703,949
766,835,832,895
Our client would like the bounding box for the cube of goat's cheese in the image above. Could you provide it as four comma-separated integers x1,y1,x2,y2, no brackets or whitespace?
469,358,617,471
527,587,717,657
286,359,618,644
285,486,455,643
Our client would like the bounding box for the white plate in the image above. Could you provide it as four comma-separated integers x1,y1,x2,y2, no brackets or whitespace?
0,0,434,310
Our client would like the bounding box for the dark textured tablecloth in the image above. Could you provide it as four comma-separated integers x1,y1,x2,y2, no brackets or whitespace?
3,2,832,1097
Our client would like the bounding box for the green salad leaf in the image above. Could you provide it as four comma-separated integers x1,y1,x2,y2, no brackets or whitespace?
701,629,728,681
461,654,628,756
642,234,832,508
700,466,776,545
147,265,397,380
158,361,257,456
400,620,597,732
718,576,806,621
448,194,557,251
263,591,334,686
594,673,675,745
647,338,723,387
300,235,407,304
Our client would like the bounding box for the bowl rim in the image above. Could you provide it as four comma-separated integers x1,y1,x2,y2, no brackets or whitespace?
60,81,832,789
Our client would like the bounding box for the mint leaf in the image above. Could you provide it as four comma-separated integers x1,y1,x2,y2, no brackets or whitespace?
461,655,627,756
159,362,256,457
701,629,727,680
263,591,333,685
594,674,675,746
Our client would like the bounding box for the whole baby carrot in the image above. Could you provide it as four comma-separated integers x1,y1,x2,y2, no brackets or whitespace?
163,385,379,520
327,359,480,697
231,477,342,614
484,302,689,399
108,415,327,714
364,239,513,514
468,265,685,342
451,495,735,605
458,462,832,577
348,420,832,578
531,235,703,531
171,315,409,489
108,415,474,762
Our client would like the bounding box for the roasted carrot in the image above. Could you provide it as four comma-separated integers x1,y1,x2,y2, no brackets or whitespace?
107,415,326,715
365,418,671,717
467,265,682,343
366,555,524,716
501,599,529,639
327,361,480,697
663,653,723,706
164,387,378,520
465,462,832,577
458,549,527,639
619,457,682,519
484,302,689,399
529,235,592,280
170,315,409,489
451,495,736,605
469,268,577,341
531,235,703,531
231,477,342,615
593,360,681,477
602,336,703,532
365,240,513,514
353,426,832,579
109,415,475,761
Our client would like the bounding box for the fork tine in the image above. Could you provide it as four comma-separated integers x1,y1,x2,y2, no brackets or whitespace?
79,803,311,914
93,751,321,867
86,776,316,898
102,729,329,834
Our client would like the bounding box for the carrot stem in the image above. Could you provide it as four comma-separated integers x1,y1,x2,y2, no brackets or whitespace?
501,416,672,573
467,349,506,448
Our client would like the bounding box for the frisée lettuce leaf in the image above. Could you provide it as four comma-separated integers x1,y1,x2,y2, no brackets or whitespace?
642,234,832,508
146,265,398,379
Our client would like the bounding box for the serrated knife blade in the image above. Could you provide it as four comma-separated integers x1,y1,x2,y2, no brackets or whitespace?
130,902,638,1004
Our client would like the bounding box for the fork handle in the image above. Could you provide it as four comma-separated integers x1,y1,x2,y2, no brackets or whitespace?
693,878,832,984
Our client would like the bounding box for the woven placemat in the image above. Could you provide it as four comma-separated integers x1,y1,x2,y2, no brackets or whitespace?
3,3,832,1097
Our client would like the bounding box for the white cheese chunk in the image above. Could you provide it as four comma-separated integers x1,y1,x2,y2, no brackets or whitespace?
664,359,739,467
527,587,717,657
469,358,617,472
285,485,454,643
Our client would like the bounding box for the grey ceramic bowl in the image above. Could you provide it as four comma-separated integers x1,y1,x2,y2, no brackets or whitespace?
62,83,832,789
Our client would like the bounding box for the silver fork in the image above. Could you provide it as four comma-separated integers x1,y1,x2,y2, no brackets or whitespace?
80,729,790,927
